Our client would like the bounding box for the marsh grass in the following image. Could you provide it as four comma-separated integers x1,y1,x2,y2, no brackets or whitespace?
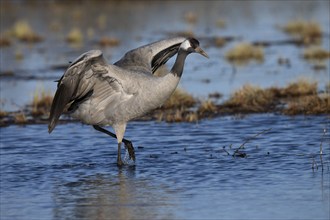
198,100,217,116
0,110,8,118
220,79,324,114
214,37,227,47
303,47,330,60
284,95,330,115
1,80,328,127
0,37,11,47
14,112,27,124
66,28,83,44
153,88,198,122
222,84,275,113
31,90,53,117
184,11,198,24
99,37,120,47
326,82,330,93
281,20,322,45
225,43,264,64
280,79,317,97
10,20,43,43
161,88,196,110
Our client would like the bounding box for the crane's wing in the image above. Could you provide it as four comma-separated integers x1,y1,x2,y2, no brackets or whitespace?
114,37,186,74
48,50,125,133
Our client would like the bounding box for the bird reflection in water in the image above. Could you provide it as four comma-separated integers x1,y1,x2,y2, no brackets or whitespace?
52,167,176,219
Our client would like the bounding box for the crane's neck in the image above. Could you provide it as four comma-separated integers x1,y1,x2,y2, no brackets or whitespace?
170,49,190,77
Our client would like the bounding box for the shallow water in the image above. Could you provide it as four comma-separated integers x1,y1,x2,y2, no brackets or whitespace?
1,1,330,219
1,114,329,219
1,1,329,110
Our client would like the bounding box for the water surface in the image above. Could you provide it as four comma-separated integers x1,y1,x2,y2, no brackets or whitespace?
1,115,329,219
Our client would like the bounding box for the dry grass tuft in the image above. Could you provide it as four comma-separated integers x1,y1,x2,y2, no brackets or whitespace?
281,79,317,97
219,79,325,115
10,20,43,43
268,79,317,98
326,82,330,93
0,36,11,47
99,37,120,47
157,109,198,123
0,110,8,118
184,11,198,24
14,112,27,124
214,37,227,47
303,47,330,60
198,100,217,115
31,90,53,117
66,28,83,44
152,88,198,123
282,20,322,45
225,43,264,64
161,88,196,109
284,95,330,115
223,84,275,113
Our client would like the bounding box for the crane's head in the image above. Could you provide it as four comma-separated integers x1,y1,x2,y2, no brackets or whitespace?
180,38,209,58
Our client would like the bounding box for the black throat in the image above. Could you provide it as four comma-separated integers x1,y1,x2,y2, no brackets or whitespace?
170,49,190,77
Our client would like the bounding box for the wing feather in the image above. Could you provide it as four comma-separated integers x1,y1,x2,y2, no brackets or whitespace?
48,50,123,133
114,37,186,74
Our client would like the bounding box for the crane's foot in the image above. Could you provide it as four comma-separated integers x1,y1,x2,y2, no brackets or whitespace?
124,140,135,161
117,159,124,167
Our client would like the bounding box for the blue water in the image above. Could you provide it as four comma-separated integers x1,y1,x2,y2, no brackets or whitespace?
1,0,329,111
1,114,329,219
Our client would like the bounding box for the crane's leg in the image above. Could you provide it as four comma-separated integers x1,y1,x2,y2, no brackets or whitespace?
117,142,123,166
93,125,135,164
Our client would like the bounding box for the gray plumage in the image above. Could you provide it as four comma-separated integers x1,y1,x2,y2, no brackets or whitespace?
48,37,208,165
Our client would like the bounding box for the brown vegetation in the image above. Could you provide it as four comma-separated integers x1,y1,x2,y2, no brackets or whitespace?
284,95,330,115
160,88,196,110
99,37,120,47
271,79,317,98
14,112,27,124
0,80,328,127
0,37,11,47
66,28,83,44
281,20,322,45
303,47,330,60
184,11,198,24
9,20,43,43
198,100,217,116
225,43,264,64
0,110,8,118
31,91,53,117
221,85,275,113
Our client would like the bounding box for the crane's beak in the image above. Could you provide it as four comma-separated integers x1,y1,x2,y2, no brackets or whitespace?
195,46,209,58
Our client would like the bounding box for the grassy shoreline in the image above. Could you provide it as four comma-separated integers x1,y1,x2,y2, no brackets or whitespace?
1,79,329,127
